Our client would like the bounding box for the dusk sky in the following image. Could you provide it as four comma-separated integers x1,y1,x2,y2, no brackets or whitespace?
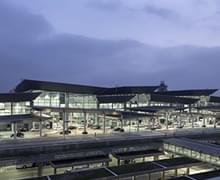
1,0,220,92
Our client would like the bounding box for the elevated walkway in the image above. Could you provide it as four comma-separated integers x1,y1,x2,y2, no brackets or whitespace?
23,157,202,180
112,149,163,165
169,169,220,180
164,138,220,166
50,154,111,174
112,149,163,160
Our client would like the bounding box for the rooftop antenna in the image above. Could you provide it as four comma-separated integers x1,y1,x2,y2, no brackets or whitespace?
158,80,168,92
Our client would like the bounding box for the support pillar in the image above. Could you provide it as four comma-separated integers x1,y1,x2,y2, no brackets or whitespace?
152,118,155,129
202,117,206,127
54,168,57,175
166,113,169,130
65,92,69,132
103,113,106,134
105,161,109,166
174,169,178,177
11,102,17,140
191,117,194,128
37,163,43,177
154,155,159,161
97,103,100,127
189,105,194,128
214,117,217,128
12,122,17,140
129,119,131,133
83,112,88,134
63,110,66,139
149,173,151,180
186,168,190,175
120,118,123,130
161,171,165,180
39,111,42,137
117,159,120,166
137,119,140,132
65,112,69,132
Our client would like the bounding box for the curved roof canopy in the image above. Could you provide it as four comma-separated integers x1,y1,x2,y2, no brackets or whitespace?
150,94,199,104
14,79,159,95
155,89,218,96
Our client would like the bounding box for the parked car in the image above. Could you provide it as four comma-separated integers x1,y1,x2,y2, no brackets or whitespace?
119,128,125,132
10,132,24,138
19,127,28,132
64,169,72,174
82,131,88,134
150,127,157,131
60,130,71,135
114,127,121,131
93,125,101,129
68,126,77,130
114,127,124,132
177,125,184,128
30,128,39,132
155,124,162,129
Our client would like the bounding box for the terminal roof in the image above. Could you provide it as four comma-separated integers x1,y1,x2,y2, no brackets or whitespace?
150,94,199,104
155,89,218,96
0,92,40,102
15,79,159,95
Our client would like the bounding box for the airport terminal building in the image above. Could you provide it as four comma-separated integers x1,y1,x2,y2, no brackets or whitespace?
0,79,220,139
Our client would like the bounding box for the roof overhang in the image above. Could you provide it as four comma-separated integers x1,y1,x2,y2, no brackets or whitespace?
0,92,40,103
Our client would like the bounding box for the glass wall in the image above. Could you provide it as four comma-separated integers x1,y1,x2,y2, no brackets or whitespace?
99,103,124,110
0,103,11,115
34,91,60,107
68,94,97,109
0,102,31,116
33,91,97,109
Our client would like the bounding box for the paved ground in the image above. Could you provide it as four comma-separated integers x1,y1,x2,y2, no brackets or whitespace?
0,127,220,151
0,122,218,140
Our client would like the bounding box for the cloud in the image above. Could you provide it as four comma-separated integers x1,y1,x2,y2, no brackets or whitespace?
86,0,122,12
0,1,53,43
0,0,220,94
142,4,178,20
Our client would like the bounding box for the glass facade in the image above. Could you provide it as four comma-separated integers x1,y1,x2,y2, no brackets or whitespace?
33,91,97,109
0,102,31,116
